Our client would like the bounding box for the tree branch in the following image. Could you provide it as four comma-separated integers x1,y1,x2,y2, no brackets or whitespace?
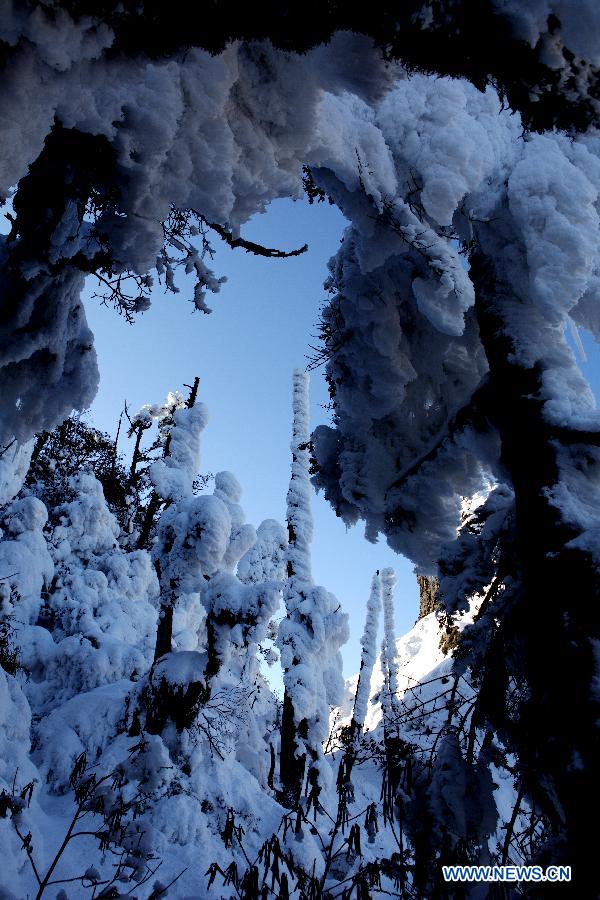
206,220,308,259
385,378,491,499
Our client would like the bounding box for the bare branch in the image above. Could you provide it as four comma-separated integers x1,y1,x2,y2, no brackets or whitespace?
205,219,308,259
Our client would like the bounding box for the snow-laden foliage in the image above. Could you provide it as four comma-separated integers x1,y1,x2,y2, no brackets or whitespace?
0,373,586,898
0,25,395,447
23,472,158,714
150,403,209,504
0,384,291,896
0,4,599,892
237,519,287,586
0,1,597,452
309,78,511,568
0,495,53,626
133,384,284,770
301,70,600,884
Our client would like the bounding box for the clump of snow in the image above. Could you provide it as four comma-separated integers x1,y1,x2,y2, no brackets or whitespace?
0,440,34,507
237,519,287,585
152,649,206,688
150,403,209,502
0,496,53,624
52,473,119,558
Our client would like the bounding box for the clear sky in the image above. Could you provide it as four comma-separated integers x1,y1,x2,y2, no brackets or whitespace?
84,196,600,681
84,197,419,680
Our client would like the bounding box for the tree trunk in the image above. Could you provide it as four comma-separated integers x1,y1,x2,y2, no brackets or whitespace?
153,599,174,662
279,690,307,808
416,574,440,620
470,249,600,887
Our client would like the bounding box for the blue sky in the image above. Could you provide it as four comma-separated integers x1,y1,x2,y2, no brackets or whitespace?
84,196,600,680
84,198,418,680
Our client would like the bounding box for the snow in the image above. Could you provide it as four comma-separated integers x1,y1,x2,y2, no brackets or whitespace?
0,420,558,898
0,11,596,591
150,403,209,502
377,77,517,229
279,372,349,776
0,495,53,625
237,518,287,585
285,370,313,585
0,13,597,894
53,473,119,557
0,440,34,507
34,680,132,792
507,133,600,325
352,571,382,729
494,0,600,66
311,70,600,573
310,79,513,564
380,568,400,707
152,650,206,688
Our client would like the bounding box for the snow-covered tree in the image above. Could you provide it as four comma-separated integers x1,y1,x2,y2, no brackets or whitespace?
308,76,600,884
117,396,303,872
380,568,399,715
25,414,130,528
0,382,300,896
278,370,348,806
1,1,598,445
0,4,598,889
148,389,210,663
350,571,381,735
24,471,158,716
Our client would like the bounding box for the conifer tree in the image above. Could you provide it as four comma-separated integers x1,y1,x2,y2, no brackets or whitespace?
151,379,207,661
